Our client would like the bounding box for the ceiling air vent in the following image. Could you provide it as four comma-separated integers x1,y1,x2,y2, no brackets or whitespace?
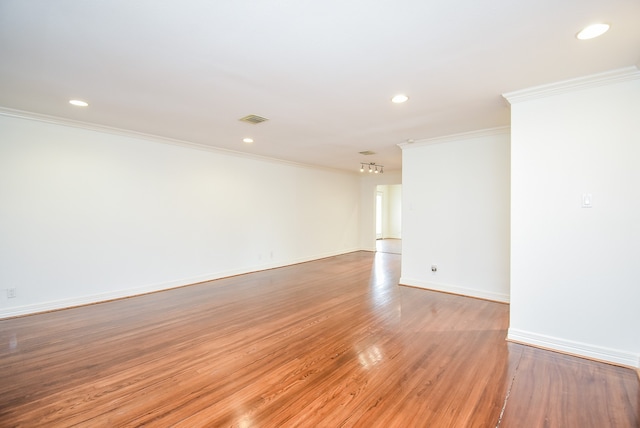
239,114,269,125
359,150,376,156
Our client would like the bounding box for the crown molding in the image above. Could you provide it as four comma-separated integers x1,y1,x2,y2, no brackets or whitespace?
0,106,352,175
503,66,640,104
397,126,510,150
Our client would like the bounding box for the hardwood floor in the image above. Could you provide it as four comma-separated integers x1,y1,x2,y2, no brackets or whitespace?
0,251,638,427
376,238,402,254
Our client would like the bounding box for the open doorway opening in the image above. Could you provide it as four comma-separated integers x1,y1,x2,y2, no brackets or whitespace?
375,184,402,254
376,191,383,240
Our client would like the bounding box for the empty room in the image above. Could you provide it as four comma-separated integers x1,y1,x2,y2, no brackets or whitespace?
1,1,639,426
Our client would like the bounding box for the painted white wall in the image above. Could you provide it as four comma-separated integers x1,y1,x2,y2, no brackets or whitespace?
505,67,640,368
358,171,402,251
0,113,360,317
399,128,511,303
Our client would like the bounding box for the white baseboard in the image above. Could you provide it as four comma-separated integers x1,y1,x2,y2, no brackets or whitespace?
399,277,510,303
508,328,640,369
0,248,361,319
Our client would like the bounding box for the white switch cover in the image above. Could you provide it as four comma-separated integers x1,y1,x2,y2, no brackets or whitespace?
582,193,593,208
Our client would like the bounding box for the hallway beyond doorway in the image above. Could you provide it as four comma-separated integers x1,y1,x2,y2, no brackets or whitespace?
376,238,401,255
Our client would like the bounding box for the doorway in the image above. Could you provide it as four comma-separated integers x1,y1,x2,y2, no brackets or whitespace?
376,191,383,240
375,184,402,254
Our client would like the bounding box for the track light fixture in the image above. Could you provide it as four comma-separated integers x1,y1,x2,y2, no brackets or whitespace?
359,162,384,174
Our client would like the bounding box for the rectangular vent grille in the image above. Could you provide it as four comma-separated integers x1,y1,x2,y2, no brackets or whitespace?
359,151,376,155
239,114,269,125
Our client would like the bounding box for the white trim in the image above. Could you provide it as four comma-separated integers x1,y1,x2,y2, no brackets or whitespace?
0,107,355,175
508,328,640,369
503,66,640,104
0,248,360,319
397,126,510,150
399,277,510,303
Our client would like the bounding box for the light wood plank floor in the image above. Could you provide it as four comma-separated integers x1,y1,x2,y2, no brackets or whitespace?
1,251,638,427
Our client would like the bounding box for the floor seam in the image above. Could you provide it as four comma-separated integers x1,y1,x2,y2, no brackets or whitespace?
495,350,523,428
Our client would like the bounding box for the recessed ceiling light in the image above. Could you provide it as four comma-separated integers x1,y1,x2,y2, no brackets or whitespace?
391,94,409,104
576,23,610,40
243,138,254,143
69,99,88,107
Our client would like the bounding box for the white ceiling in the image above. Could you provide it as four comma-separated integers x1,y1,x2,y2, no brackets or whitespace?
1,0,639,173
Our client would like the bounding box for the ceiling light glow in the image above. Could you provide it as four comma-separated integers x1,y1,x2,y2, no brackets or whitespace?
69,99,88,107
391,94,409,104
576,23,610,40
243,138,254,143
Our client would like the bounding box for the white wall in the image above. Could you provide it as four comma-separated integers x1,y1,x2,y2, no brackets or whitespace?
0,113,361,318
505,67,640,368
399,128,511,303
358,171,402,251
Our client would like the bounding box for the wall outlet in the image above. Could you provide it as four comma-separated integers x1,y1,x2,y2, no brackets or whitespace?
431,265,437,273
7,288,17,298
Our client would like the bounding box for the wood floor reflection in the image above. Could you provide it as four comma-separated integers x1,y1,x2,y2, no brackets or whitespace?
0,251,637,427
